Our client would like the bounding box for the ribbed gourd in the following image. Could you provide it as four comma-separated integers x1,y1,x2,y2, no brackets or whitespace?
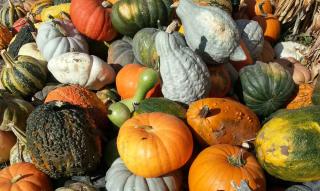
26,101,101,178
155,31,211,104
0,50,47,98
176,0,240,63
0,0,26,28
239,61,296,117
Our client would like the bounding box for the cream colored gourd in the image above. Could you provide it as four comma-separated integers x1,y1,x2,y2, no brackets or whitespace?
18,42,46,63
9,124,32,164
156,31,211,104
48,52,116,90
274,41,308,63
36,18,88,61
176,0,240,63
236,19,264,59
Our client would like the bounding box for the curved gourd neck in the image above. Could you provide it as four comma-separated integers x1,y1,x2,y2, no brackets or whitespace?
7,0,15,8
1,50,15,68
9,123,27,145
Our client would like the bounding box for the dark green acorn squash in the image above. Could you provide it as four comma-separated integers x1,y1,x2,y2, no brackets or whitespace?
111,0,173,36
53,0,71,5
26,101,101,178
0,0,26,28
239,61,296,117
0,50,47,98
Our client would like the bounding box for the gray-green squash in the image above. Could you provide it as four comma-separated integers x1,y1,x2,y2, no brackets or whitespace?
105,158,183,191
176,0,240,63
155,31,211,104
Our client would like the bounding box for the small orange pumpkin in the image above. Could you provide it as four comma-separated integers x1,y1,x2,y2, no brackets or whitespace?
208,65,231,98
189,144,266,191
253,14,281,43
245,0,273,18
0,162,53,191
286,83,313,110
117,112,193,178
116,64,161,99
0,24,13,50
187,98,260,146
0,130,16,163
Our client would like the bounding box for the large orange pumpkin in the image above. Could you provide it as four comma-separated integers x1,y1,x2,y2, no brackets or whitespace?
286,83,313,109
0,162,53,191
189,144,266,191
244,0,273,18
208,65,231,98
117,112,193,178
0,24,12,50
116,64,161,99
0,130,16,163
45,85,108,129
187,98,260,146
70,0,117,41
253,14,281,43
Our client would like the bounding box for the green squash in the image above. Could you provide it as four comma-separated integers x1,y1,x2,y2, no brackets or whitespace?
26,101,101,178
54,0,71,5
0,0,26,28
239,61,296,117
0,90,34,131
132,28,186,70
255,106,320,182
111,0,173,36
134,97,186,119
0,50,47,98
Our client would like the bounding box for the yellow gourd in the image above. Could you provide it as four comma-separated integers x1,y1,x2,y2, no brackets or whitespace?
40,3,70,22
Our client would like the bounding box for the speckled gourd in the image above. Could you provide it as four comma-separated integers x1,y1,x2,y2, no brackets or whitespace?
155,31,211,104
176,0,240,63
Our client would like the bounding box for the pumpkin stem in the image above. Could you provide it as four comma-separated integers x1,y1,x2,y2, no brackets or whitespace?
60,11,71,21
49,15,69,36
0,50,15,68
199,105,210,118
9,123,27,145
227,149,246,167
11,174,24,183
104,41,111,48
137,125,153,131
165,20,179,33
101,1,112,8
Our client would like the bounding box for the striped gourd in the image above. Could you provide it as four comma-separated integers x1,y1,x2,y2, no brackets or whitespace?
0,50,47,98
31,0,53,21
0,0,26,28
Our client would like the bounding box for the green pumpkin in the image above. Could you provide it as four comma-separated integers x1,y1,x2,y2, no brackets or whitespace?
26,101,101,178
132,28,186,70
239,61,296,117
0,0,26,28
134,97,187,119
53,0,71,5
255,106,320,182
0,50,47,98
111,0,173,36
0,90,34,131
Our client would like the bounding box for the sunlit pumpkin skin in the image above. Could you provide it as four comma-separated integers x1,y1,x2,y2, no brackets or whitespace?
0,162,53,191
70,0,117,41
208,65,231,98
0,24,12,50
45,85,108,129
117,112,193,178
244,0,273,18
189,144,266,191
0,130,16,163
187,98,260,146
253,14,281,43
111,0,173,36
116,64,160,99
256,106,320,182
286,83,313,110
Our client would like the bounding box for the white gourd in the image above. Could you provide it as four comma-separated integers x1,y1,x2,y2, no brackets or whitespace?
18,42,46,63
274,41,308,62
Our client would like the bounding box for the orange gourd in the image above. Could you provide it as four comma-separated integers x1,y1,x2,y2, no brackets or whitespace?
45,85,107,129
286,83,313,109
0,162,53,191
0,24,12,50
117,112,193,178
189,144,266,191
253,14,281,43
187,98,260,146
116,64,161,99
0,130,16,163
208,65,231,98
245,0,273,18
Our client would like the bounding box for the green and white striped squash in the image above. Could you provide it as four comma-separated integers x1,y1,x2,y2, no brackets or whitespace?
0,0,26,28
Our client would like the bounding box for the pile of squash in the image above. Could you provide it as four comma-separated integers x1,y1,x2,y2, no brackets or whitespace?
0,0,319,190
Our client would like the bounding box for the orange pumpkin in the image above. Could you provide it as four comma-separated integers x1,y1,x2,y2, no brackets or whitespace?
0,162,53,191
208,65,231,98
286,83,313,110
230,40,254,71
187,98,260,146
189,144,266,191
117,112,193,178
253,14,281,43
257,40,275,62
244,0,273,18
116,64,161,99
0,24,13,50
45,85,108,129
0,130,16,163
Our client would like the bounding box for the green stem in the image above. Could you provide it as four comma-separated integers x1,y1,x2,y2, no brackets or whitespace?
11,174,24,183
199,105,210,118
0,50,15,68
49,15,69,36
10,123,27,145
7,0,14,8
227,149,246,167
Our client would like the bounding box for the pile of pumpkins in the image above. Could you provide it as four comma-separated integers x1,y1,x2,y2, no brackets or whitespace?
0,0,319,190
